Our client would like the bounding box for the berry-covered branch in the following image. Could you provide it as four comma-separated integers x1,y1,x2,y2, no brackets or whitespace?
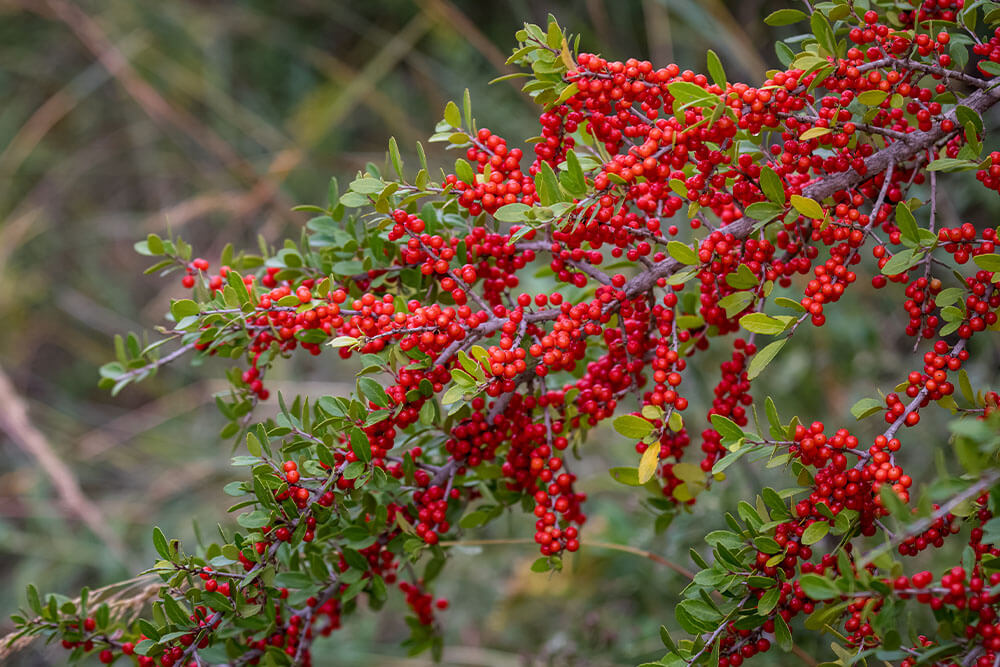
10,4,1000,667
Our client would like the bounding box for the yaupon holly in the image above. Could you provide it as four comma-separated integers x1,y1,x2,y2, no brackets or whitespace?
12,4,1000,667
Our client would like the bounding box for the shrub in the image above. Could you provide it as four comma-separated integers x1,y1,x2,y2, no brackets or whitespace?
7,3,1000,665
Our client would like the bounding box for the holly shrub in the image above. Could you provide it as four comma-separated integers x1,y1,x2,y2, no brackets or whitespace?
7,2,1000,666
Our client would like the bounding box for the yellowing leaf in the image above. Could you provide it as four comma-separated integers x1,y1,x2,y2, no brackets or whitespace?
790,195,824,219
672,462,704,484
799,127,831,140
638,445,660,484
672,483,694,502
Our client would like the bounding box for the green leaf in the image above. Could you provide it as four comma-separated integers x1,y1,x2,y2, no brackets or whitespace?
328,336,359,349
758,588,780,615
638,444,660,484
790,194,824,219
765,8,808,25
327,176,340,210
857,90,888,106
463,88,473,130
710,414,744,443
553,81,580,106
667,82,717,119
489,72,532,84
358,377,390,408
744,201,784,222
810,11,837,56
133,639,156,656
494,203,532,222
170,299,199,321
561,149,586,196
755,536,781,554
237,510,270,529
679,599,723,625
388,137,404,178
537,161,562,206
774,614,793,651
441,384,466,405
143,259,177,275
668,411,683,432
896,203,919,244
443,100,461,128
798,573,839,600
718,291,755,318
349,426,371,464
725,263,758,289
675,603,712,634
774,296,806,312
641,404,664,421
712,447,750,474
801,521,830,545
959,369,974,404
146,233,165,255
454,158,475,185
927,157,980,172
26,584,42,615
881,248,923,276
608,466,641,486
851,397,883,420
775,41,795,67
973,253,1000,273
350,177,385,194
161,594,190,626
666,266,698,286
981,60,1000,76
739,312,789,335
613,414,654,439
758,166,785,205
747,339,787,380
152,527,170,560
956,104,983,134
459,510,491,529
706,49,726,87
667,241,699,265
246,433,262,457
530,557,554,573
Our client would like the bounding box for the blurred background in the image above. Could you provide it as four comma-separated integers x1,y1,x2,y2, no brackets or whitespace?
0,0,997,664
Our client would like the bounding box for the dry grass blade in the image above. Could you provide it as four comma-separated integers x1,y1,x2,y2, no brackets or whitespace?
28,0,299,224
0,207,45,272
413,0,532,102
301,48,426,146
290,12,434,146
0,33,146,191
0,365,128,563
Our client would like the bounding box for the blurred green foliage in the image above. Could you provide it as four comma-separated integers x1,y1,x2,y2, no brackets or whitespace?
0,0,997,664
